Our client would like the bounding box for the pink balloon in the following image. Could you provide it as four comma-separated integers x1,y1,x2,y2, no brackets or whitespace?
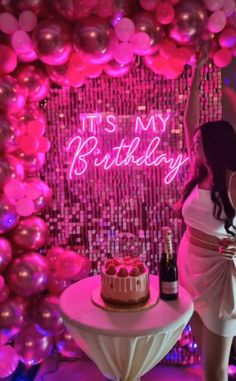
46,63,71,87
24,180,42,200
14,0,45,16
18,10,38,32
30,181,52,214
130,31,151,54
222,0,235,16
56,250,82,279
0,44,17,74
0,75,26,115
19,135,39,155
9,216,48,251
84,63,102,78
140,0,157,11
4,179,25,200
38,136,51,153
0,154,25,189
34,295,64,336
72,255,91,281
155,2,175,25
0,283,10,302
46,246,65,271
15,150,45,174
9,253,50,296
16,197,35,217
103,60,131,78
32,18,72,65
51,0,93,20
204,0,224,12
114,42,134,64
207,10,227,33
115,17,135,42
15,64,50,102
14,324,53,365
16,48,37,63
0,296,29,328
219,28,236,48
0,237,12,273
19,104,46,126
11,30,32,54
213,48,233,67
0,345,19,378
95,0,113,17
56,329,84,358
159,40,177,59
26,120,45,137
0,114,23,153
47,272,71,295
67,68,85,88
0,12,18,34
0,275,4,290
0,195,18,234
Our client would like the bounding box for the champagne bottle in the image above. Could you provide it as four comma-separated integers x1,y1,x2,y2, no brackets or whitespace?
159,227,178,300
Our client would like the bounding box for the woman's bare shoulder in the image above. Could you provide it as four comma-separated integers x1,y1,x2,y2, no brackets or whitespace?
228,171,236,209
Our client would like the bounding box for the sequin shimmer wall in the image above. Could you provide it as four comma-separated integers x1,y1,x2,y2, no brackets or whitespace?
41,60,221,275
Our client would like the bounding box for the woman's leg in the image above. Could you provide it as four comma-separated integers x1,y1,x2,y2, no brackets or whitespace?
189,311,203,349
201,324,233,381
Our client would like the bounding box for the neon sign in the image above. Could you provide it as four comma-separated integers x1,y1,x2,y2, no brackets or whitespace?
67,113,189,184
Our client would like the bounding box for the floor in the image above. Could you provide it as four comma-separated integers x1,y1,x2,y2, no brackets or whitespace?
34,355,236,381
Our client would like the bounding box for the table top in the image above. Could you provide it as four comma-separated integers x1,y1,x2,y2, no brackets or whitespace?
60,275,193,337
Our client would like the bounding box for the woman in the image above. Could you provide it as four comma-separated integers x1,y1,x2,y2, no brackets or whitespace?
177,53,236,381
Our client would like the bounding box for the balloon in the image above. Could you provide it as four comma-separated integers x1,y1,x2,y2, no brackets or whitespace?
0,237,12,273
32,19,72,65
16,197,35,217
115,18,135,42
213,48,232,67
0,196,18,234
15,64,50,102
46,63,71,87
11,30,32,54
103,60,131,77
0,12,18,34
219,28,236,48
204,0,224,12
155,2,175,25
46,246,65,271
47,273,71,295
13,0,45,16
24,178,52,213
8,253,50,296
207,11,227,34
0,345,19,378
24,178,43,199
9,216,48,251
73,16,111,54
111,0,137,26
19,104,46,126
56,329,84,358
0,44,17,74
114,42,134,64
15,150,45,174
222,0,235,16
51,0,93,20
0,114,23,153
95,0,113,17
0,75,26,114
34,295,64,336
0,275,4,290
130,31,151,54
0,283,10,302
26,120,45,138
18,11,38,32
84,63,102,78
0,296,29,328
14,324,53,365
159,40,177,59
17,48,38,63
140,0,157,11
72,255,91,281
36,136,51,153
133,12,165,54
19,135,39,155
169,0,207,45
0,154,25,189
55,250,82,279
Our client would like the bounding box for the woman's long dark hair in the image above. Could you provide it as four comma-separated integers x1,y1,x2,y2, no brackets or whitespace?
179,120,236,236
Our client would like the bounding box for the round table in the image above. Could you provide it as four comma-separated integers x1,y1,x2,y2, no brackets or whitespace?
59,275,193,381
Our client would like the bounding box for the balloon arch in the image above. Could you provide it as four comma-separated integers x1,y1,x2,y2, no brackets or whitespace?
0,0,235,377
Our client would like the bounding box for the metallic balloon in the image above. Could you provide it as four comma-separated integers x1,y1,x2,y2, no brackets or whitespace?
47,272,71,295
9,216,48,251
12,0,45,15
34,295,64,336
0,237,12,273
8,253,50,296
56,329,84,358
46,63,71,87
24,178,52,214
169,0,208,45
73,16,111,54
0,196,18,234
0,114,23,153
103,60,131,77
51,0,93,20
0,75,26,114
15,150,45,174
0,296,29,328
32,18,72,65
14,324,53,365
0,154,25,189
111,0,137,26
15,64,50,102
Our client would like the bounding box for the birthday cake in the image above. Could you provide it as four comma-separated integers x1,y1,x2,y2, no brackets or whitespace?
100,256,150,305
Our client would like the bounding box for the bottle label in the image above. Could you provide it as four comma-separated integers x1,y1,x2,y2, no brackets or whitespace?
161,281,178,294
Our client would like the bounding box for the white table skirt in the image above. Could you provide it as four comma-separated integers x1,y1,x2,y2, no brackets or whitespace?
60,276,193,381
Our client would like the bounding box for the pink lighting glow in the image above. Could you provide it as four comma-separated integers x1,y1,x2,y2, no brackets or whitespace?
68,113,189,184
